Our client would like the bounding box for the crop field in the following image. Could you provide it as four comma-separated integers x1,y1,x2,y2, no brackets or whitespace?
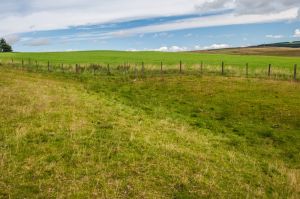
0,51,300,198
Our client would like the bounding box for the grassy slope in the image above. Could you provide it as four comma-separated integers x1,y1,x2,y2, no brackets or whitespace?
0,67,300,198
0,51,300,69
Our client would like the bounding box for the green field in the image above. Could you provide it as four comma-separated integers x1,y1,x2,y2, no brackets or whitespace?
0,62,299,198
0,51,300,68
1,51,299,81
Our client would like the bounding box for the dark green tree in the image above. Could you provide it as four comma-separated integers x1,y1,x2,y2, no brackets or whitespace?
0,38,13,52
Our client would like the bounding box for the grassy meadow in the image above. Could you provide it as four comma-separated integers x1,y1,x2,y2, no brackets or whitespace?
0,59,299,198
0,51,299,80
0,50,300,68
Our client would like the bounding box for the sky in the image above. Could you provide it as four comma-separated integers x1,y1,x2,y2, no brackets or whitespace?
1,0,300,52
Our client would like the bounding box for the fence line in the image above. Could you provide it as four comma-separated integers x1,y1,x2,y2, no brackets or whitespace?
0,58,298,81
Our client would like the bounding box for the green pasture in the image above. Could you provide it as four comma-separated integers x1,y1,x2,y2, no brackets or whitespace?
0,65,299,198
0,51,300,68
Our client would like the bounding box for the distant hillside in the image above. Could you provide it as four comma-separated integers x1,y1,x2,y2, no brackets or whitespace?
257,41,300,48
194,41,300,57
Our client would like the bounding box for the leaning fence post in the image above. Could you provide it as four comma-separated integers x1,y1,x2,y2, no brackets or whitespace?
246,63,248,77
294,64,297,81
222,61,224,75
268,64,271,77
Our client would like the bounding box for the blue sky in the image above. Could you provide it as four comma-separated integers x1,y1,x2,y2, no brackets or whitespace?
1,0,300,52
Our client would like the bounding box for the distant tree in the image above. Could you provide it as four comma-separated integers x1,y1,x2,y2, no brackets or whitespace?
0,38,12,52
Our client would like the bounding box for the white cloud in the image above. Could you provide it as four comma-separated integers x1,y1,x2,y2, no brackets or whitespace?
0,0,196,36
127,48,138,52
151,46,188,52
65,49,78,52
151,44,232,52
0,0,299,36
148,44,231,52
4,34,21,45
97,9,297,39
202,44,230,50
266,34,284,39
195,0,300,15
293,29,300,37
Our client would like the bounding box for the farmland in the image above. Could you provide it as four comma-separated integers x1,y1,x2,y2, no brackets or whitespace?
0,50,300,198
0,51,300,81
0,50,300,68
197,47,300,57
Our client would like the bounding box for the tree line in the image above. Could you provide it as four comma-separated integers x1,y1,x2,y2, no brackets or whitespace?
0,38,13,52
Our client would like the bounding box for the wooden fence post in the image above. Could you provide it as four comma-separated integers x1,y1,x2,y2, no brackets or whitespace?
294,64,297,81
222,61,224,75
22,59,24,70
35,60,38,71
48,61,50,72
93,64,96,75
246,63,248,77
180,60,182,73
134,65,138,79
107,64,109,75
61,63,64,73
141,61,145,78
161,61,163,76
200,61,203,74
268,64,271,77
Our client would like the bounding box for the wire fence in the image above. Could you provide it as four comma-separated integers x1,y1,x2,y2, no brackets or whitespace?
0,58,298,81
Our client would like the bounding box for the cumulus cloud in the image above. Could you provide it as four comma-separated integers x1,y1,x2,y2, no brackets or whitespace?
152,46,188,52
265,35,284,39
293,29,300,37
150,44,231,52
202,44,230,50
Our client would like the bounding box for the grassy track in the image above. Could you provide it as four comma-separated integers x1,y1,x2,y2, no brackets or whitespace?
0,66,299,198
0,51,300,69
